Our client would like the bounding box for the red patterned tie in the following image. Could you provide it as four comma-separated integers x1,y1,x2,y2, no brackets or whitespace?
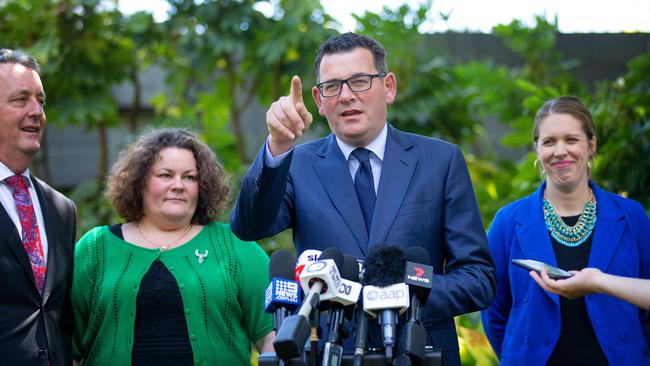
6,175,46,295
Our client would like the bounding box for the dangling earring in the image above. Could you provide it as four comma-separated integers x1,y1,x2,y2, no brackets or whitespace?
587,160,593,170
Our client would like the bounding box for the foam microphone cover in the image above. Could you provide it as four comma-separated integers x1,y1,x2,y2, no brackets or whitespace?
341,254,361,282
403,247,431,266
269,249,296,279
318,247,345,270
342,254,361,320
364,245,406,287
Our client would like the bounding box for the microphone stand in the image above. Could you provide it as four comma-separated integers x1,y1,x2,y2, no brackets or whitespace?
397,296,426,362
310,310,320,366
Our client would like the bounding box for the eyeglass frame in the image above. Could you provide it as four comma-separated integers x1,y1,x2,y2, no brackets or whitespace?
315,73,387,98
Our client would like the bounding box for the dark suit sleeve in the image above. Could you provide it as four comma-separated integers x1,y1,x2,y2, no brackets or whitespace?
61,197,77,359
230,142,295,241
480,207,511,358
427,146,496,320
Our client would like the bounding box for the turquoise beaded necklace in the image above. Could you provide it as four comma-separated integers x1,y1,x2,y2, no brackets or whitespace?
543,189,597,247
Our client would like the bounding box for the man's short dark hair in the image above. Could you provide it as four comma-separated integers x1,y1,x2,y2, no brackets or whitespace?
0,48,41,73
314,33,387,82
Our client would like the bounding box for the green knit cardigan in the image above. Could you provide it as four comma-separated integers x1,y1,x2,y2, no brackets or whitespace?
72,222,273,365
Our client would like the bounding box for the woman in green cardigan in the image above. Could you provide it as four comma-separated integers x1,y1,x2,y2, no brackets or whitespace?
72,128,275,365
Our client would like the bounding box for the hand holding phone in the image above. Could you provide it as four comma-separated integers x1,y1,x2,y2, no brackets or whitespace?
512,259,573,280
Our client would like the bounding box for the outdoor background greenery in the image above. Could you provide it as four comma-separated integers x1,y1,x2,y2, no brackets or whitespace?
2,1,648,365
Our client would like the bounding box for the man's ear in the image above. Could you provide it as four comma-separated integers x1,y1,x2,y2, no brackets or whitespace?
383,72,397,105
312,86,326,116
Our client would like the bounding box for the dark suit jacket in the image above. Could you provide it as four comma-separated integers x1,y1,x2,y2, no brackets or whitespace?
481,182,650,365
0,176,77,366
231,125,496,354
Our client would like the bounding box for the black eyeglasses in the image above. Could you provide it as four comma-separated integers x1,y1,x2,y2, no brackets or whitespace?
316,73,386,97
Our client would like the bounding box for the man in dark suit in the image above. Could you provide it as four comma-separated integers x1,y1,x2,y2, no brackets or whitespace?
0,48,77,365
230,33,495,365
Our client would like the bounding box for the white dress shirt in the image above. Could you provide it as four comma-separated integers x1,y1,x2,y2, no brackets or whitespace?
265,123,388,194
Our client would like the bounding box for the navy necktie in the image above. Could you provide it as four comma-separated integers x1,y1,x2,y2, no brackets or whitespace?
352,148,376,233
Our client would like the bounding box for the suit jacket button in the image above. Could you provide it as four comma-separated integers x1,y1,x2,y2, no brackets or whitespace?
37,349,48,359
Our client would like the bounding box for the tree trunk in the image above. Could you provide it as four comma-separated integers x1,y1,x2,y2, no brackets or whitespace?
128,67,141,134
226,58,248,164
97,123,108,186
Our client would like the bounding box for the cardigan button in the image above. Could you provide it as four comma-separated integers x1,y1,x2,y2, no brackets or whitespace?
179,282,185,289
190,334,197,341
185,307,191,314
524,336,529,344
621,333,629,342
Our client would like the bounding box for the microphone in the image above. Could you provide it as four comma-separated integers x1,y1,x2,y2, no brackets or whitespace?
323,254,362,366
295,249,322,281
399,247,434,361
265,249,301,334
274,248,344,360
362,245,410,362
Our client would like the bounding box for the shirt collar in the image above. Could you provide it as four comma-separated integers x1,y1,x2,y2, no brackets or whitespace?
0,162,32,187
336,122,388,162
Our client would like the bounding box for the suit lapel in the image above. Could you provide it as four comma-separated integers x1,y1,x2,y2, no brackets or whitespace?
0,189,39,292
369,126,416,249
588,183,625,270
313,135,369,254
32,177,58,302
515,184,560,304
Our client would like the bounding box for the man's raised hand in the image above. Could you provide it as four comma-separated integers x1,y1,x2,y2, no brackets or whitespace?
266,75,313,156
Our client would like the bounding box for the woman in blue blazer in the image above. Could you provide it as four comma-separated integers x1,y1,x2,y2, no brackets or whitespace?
481,96,650,365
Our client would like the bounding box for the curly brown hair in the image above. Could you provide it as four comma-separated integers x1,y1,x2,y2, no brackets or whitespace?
107,128,230,225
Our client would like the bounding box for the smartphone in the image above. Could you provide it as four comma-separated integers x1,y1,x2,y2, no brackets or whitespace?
511,259,574,280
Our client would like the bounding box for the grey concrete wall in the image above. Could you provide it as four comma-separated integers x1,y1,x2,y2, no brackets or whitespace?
427,33,650,85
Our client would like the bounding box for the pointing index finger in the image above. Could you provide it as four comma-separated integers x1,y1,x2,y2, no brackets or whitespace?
290,75,304,105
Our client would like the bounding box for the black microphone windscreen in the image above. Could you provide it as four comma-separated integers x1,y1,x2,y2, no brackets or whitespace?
269,249,296,280
341,254,360,281
403,246,433,303
404,247,431,265
363,245,405,287
319,247,344,270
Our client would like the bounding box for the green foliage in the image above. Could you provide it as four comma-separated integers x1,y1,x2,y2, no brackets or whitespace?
460,18,586,227
149,0,334,172
456,313,498,366
354,4,482,145
591,54,650,208
68,180,119,237
3,2,649,364
2,0,135,128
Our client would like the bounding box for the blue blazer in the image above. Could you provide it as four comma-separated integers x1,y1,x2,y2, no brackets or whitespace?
231,125,495,353
481,181,650,365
